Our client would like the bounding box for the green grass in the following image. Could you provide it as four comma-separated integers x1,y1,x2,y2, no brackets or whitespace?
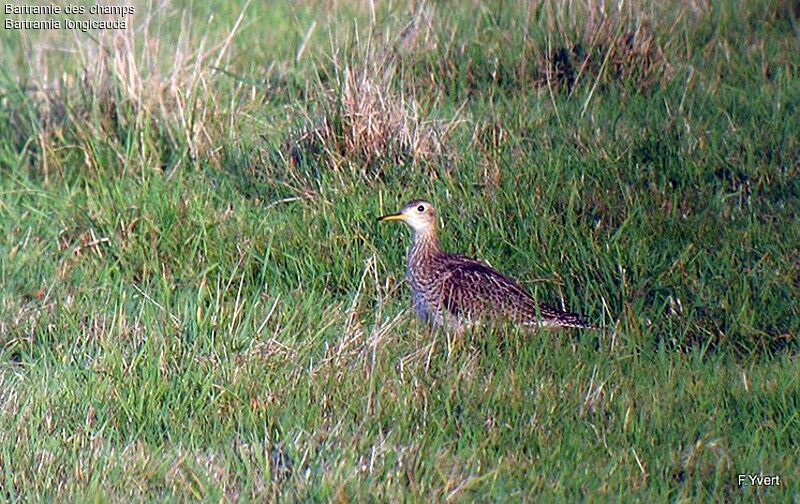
1,0,798,500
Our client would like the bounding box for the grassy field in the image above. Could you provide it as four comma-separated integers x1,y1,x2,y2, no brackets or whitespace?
1,0,799,500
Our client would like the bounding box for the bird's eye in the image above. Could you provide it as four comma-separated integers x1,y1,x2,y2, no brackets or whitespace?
417,205,425,213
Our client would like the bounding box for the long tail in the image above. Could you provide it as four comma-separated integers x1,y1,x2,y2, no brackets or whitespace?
525,306,596,329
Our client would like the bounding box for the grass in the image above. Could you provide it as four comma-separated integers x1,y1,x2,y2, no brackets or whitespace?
1,0,798,500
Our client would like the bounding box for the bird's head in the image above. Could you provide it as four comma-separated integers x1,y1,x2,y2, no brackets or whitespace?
378,199,437,235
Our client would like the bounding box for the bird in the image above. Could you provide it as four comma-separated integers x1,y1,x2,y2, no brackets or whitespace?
377,199,593,331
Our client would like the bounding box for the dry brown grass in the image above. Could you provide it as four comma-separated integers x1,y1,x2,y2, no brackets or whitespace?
285,4,460,178
289,64,450,171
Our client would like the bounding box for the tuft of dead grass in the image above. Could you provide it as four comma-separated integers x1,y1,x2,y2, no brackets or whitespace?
286,28,459,177
3,0,250,177
536,1,679,93
291,67,441,168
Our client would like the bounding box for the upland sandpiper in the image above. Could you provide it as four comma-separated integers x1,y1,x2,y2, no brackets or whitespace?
378,199,593,330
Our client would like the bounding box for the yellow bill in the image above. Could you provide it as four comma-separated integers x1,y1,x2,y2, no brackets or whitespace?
377,213,405,222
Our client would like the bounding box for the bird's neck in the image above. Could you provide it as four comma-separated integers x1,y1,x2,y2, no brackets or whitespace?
409,229,443,265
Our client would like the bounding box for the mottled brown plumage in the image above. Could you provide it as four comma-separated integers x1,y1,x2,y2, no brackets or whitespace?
378,199,592,330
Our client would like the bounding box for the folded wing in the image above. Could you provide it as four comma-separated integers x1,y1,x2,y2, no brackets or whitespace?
439,256,592,328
